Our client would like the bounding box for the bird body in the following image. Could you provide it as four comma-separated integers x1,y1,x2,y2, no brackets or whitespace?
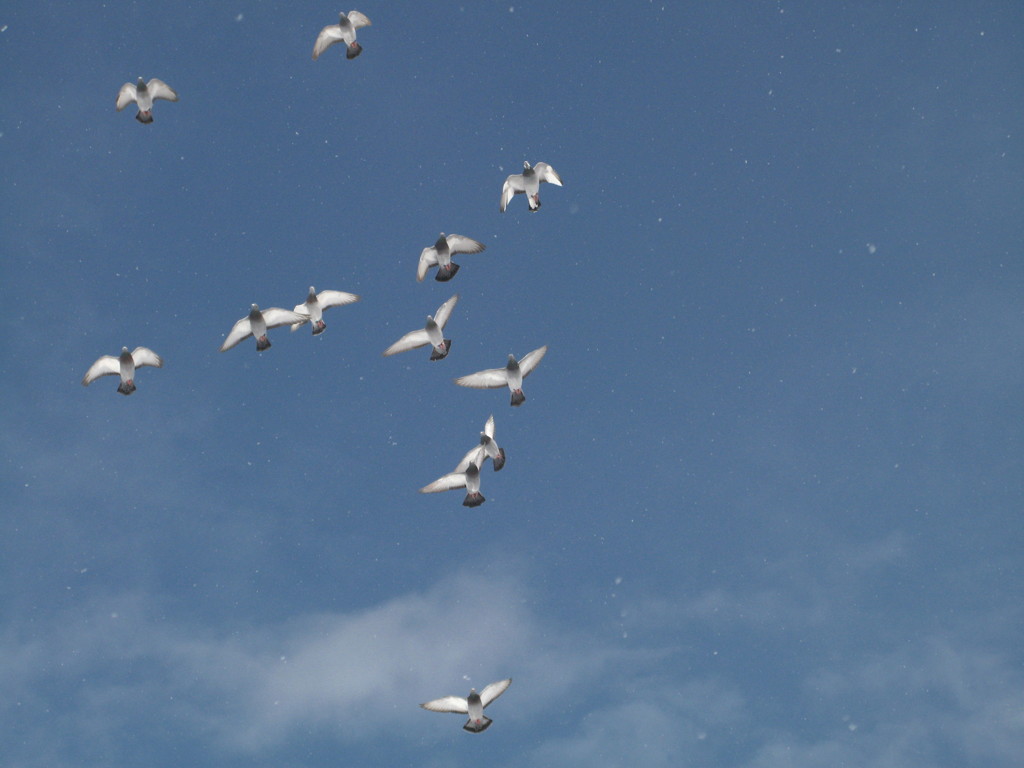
454,346,548,406
421,678,512,732
420,461,484,507
291,286,360,335
500,161,563,212
417,233,486,282
116,77,178,123
313,10,372,60
455,414,506,472
383,294,459,360
221,304,305,352
82,346,163,395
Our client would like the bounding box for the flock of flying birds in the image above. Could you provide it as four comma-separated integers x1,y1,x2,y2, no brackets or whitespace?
83,9,568,732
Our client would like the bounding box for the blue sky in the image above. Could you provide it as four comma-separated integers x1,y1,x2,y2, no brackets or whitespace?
1,2,1022,766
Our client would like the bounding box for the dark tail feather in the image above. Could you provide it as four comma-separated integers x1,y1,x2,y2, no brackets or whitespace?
430,339,451,361
117,381,136,396
463,716,493,733
347,42,363,59
492,447,506,472
136,110,153,124
256,336,272,351
510,389,525,406
463,491,485,508
435,262,460,282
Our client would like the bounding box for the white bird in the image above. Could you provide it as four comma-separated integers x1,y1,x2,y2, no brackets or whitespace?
290,286,360,335
454,346,548,406
500,161,563,212
417,233,486,283
220,304,306,352
419,461,485,507
383,294,459,361
420,678,512,732
312,10,372,60
82,346,163,395
455,414,506,472
116,77,178,123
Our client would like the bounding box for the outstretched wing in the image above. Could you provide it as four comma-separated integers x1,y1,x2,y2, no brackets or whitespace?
534,162,563,186
317,290,360,309
82,356,120,385
417,246,439,282
261,308,306,329
483,414,496,439
220,317,253,351
419,472,469,494
131,347,163,369
290,304,312,332
383,329,429,356
500,174,525,212
518,345,548,377
446,234,486,255
147,79,178,102
420,695,468,714
454,367,509,389
454,445,485,474
116,83,137,111
313,25,344,60
347,10,372,28
433,293,459,329
480,678,512,708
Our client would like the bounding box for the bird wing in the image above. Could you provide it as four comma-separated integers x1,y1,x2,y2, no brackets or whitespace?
131,347,163,369
147,79,178,102
518,345,548,377
454,445,485,474
420,695,468,714
454,367,509,389
417,246,439,282
483,414,496,439
261,308,306,329
289,304,311,332
348,10,372,28
500,174,525,212
82,356,120,385
534,162,563,186
317,290,360,308
220,317,253,351
419,472,469,494
433,293,459,329
116,83,137,111
446,234,486,255
383,329,429,356
480,678,512,708
313,25,344,59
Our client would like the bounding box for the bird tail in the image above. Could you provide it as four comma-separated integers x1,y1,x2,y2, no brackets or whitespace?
430,340,452,361
346,42,363,59
435,262,460,282
463,491,485,508
135,110,154,124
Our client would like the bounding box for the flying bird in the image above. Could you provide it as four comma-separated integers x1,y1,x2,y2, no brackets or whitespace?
82,346,163,395
290,286,360,335
417,233,486,282
500,161,563,212
220,304,305,352
420,678,512,732
454,346,548,406
116,77,178,123
455,414,506,472
383,294,459,361
419,461,485,507
313,10,372,60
